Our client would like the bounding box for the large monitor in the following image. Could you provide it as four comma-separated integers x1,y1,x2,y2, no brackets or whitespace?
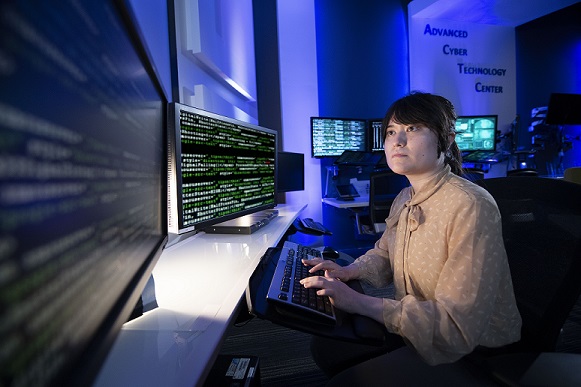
545,93,581,125
454,115,498,152
311,117,367,157
167,103,277,234
369,119,385,152
0,1,167,386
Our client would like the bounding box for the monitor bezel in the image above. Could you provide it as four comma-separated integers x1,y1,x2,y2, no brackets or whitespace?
168,102,278,235
454,115,499,152
53,1,169,385
310,116,368,158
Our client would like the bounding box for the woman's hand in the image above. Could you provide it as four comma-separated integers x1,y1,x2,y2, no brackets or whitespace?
300,259,363,314
300,258,385,322
299,273,365,315
301,258,358,282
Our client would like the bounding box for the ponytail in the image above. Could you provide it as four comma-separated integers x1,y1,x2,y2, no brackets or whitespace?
445,141,463,176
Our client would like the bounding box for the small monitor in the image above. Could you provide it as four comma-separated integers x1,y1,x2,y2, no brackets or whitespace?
336,184,360,200
167,103,277,234
369,119,384,152
277,151,305,192
545,93,581,125
454,115,498,152
311,117,367,157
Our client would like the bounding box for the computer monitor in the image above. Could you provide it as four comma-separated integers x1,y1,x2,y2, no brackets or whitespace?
277,151,305,192
369,119,384,152
0,1,167,386
545,93,581,125
311,117,367,157
167,103,277,234
454,115,498,152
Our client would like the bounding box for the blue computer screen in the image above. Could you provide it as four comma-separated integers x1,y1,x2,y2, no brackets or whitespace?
0,1,167,385
369,119,384,152
454,115,498,151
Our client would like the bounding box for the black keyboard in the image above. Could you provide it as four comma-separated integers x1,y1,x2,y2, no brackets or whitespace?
266,241,336,324
462,151,503,162
334,150,383,166
299,218,331,235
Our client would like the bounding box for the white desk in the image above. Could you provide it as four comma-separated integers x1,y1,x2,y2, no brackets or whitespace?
322,196,369,208
94,204,306,387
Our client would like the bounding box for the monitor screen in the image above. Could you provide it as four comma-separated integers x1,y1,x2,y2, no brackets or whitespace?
311,117,367,157
369,119,384,152
545,93,581,125
168,103,277,234
277,152,305,192
454,115,498,152
0,1,167,386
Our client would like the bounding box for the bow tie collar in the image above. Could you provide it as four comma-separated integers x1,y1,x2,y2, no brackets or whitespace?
386,165,452,298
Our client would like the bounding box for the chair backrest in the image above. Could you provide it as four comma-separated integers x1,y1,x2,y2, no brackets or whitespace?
462,168,485,182
475,177,581,352
369,171,409,233
564,166,581,184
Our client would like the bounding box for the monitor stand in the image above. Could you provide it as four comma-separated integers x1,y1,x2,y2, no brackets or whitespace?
204,209,279,235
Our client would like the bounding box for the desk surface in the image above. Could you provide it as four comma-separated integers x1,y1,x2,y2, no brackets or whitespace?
323,196,369,208
94,204,306,387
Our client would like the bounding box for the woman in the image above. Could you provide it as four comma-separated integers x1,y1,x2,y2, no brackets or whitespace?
301,92,522,384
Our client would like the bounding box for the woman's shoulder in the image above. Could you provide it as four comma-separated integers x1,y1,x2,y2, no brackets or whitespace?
444,174,497,207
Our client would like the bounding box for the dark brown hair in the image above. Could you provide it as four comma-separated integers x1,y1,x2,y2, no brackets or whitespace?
382,91,463,176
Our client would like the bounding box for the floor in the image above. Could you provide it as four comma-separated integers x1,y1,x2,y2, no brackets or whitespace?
218,292,581,386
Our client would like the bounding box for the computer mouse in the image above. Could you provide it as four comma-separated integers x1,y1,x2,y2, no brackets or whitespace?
322,246,340,260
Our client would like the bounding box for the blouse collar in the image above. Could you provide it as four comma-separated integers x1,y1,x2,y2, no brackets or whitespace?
386,164,453,231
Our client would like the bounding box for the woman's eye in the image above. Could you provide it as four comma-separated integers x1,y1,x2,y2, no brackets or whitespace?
406,126,418,132
386,130,395,136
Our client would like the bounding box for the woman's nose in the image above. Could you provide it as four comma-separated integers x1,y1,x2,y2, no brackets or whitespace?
393,131,406,147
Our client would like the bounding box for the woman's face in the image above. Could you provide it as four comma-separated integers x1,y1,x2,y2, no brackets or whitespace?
384,120,445,179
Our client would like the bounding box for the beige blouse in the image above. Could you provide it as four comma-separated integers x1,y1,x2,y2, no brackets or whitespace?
353,165,522,365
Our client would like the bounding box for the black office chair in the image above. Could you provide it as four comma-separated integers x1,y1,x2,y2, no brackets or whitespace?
564,166,581,184
368,171,409,233
468,177,581,385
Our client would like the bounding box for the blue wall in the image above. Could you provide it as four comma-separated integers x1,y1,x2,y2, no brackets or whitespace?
312,1,410,253
314,0,409,119
516,2,581,173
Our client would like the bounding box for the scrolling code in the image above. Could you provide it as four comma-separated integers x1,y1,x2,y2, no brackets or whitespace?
178,110,276,228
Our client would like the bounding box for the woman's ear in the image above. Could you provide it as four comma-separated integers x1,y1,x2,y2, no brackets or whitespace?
448,132,456,147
